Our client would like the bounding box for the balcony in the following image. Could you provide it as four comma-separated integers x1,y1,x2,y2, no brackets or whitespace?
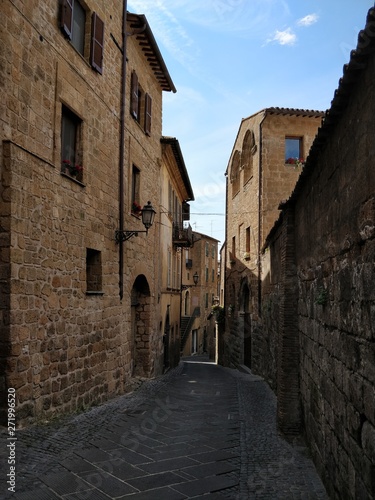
173,223,193,248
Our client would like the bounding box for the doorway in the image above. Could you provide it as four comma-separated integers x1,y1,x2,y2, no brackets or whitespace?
131,274,151,377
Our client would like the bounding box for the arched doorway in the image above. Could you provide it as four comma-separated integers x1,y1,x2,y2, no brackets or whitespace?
163,308,170,371
184,290,190,316
131,274,151,377
240,280,252,368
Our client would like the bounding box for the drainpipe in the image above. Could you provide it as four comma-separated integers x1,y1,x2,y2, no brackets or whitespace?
119,0,128,300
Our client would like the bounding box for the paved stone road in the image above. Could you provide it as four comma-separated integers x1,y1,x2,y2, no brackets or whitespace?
1,357,328,499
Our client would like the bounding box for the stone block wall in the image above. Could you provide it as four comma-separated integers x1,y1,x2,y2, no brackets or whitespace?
294,53,375,498
0,1,167,425
261,24,375,498
223,109,322,370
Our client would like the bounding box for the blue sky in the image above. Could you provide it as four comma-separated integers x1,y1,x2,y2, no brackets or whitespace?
128,0,374,246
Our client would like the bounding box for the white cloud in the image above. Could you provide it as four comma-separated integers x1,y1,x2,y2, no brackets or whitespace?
129,0,290,38
267,28,297,46
297,13,319,27
128,0,198,69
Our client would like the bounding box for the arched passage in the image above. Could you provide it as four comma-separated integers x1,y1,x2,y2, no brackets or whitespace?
240,279,252,368
163,308,170,371
184,290,190,316
131,274,151,377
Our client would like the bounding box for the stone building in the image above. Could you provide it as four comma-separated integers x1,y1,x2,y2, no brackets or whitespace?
181,232,219,360
0,1,179,424
222,108,323,369
261,8,375,498
159,136,194,371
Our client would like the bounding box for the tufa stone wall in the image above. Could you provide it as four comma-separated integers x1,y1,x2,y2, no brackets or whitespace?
0,1,169,425
261,15,375,498
223,109,322,370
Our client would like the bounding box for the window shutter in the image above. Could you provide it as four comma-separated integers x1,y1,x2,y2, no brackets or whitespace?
130,71,139,119
144,93,152,135
90,12,104,74
182,202,190,221
60,0,73,39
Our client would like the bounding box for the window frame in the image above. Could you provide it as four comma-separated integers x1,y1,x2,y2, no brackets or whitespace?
130,70,153,135
131,165,141,214
60,0,104,73
61,104,83,182
86,248,103,294
231,150,241,197
285,136,303,164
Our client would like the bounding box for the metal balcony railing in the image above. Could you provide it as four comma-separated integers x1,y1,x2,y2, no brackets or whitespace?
173,223,193,247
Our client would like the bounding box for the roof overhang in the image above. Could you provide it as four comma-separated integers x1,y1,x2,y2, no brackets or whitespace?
161,137,194,201
127,13,176,93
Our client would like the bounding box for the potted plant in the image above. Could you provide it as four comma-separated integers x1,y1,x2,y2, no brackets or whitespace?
285,157,305,168
62,160,83,178
132,201,142,216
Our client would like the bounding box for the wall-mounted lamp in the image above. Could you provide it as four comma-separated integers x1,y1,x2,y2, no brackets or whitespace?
181,271,199,290
193,272,199,286
115,201,156,243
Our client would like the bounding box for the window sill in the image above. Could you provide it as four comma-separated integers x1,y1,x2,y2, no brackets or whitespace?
61,172,85,187
131,115,151,137
86,291,104,296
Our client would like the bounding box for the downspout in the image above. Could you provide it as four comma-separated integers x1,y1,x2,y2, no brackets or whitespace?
119,0,128,300
258,112,266,316
222,170,228,366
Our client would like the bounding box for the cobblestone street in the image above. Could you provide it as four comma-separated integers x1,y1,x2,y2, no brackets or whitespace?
1,357,327,499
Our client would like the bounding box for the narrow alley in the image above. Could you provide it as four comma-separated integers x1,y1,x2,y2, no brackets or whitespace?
1,357,327,499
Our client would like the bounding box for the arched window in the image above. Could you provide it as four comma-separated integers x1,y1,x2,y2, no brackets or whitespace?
242,130,256,184
230,150,241,197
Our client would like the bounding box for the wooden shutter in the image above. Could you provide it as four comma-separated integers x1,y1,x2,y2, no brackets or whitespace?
60,0,73,38
182,202,190,221
90,12,104,74
130,71,139,119
144,93,152,135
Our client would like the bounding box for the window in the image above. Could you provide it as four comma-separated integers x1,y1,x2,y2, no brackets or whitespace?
61,105,83,181
231,150,241,197
243,130,256,183
205,242,209,257
131,165,140,213
167,248,172,288
168,181,173,217
182,202,190,221
130,71,141,121
285,137,303,163
231,236,236,260
60,1,104,73
205,267,209,282
212,269,215,282
144,93,152,136
130,71,152,135
86,249,102,293
205,293,209,309
245,226,251,260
